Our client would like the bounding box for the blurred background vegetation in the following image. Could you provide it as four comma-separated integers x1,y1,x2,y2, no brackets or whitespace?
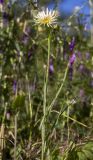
0,0,93,159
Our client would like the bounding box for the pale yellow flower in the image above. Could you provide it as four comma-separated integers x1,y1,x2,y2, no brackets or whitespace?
34,8,58,27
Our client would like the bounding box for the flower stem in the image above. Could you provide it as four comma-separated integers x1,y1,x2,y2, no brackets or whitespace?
41,33,51,160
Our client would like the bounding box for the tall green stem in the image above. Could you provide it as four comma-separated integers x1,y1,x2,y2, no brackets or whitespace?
67,104,70,145
41,33,51,160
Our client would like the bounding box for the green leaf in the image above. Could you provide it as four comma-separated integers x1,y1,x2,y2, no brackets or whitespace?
83,142,93,152
77,151,87,160
82,149,93,160
12,92,25,110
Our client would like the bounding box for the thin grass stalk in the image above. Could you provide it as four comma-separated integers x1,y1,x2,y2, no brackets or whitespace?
26,74,32,119
52,109,89,128
0,104,6,159
41,33,51,160
0,124,5,160
25,74,33,140
67,105,70,145
28,83,32,140
63,113,89,128
48,63,69,114
14,114,17,160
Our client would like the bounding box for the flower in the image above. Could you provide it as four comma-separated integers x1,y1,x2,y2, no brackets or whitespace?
68,65,73,80
3,12,9,19
0,0,4,4
49,64,54,74
34,8,58,27
74,6,80,13
68,53,76,80
69,37,75,51
69,53,76,66
49,58,54,74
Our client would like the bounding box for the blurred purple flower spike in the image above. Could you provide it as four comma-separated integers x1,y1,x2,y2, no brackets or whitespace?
3,12,9,26
49,58,54,74
49,64,54,74
68,66,73,80
69,53,76,66
28,51,32,58
3,12,9,19
68,53,76,80
0,0,4,4
69,37,75,51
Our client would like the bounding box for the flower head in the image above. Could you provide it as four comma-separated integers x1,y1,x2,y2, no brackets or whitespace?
74,6,80,13
69,53,76,66
49,58,54,74
34,8,58,27
69,37,75,51
0,0,4,4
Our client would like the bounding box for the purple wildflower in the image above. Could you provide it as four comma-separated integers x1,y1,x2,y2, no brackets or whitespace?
49,58,54,74
68,65,73,80
69,53,76,66
69,37,75,51
68,53,76,80
0,0,4,4
2,12,9,27
3,12,9,19
49,64,54,74
28,51,32,58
